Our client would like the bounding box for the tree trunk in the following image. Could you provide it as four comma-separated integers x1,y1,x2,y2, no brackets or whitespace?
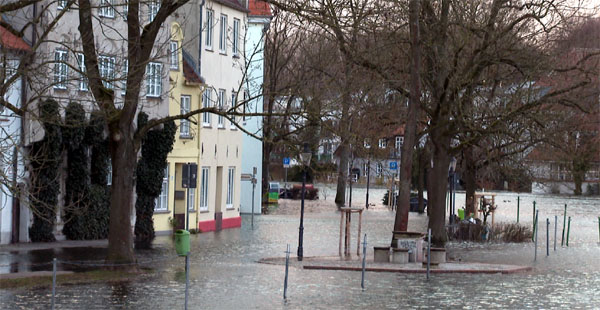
463,147,477,216
427,143,451,246
393,0,421,232
334,140,348,207
417,147,425,213
106,131,137,264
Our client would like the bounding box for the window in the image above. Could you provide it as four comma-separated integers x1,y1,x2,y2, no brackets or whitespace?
76,53,88,91
395,136,404,150
205,10,214,49
57,0,68,10
146,62,162,97
155,166,169,211
187,188,195,211
121,59,128,95
53,50,68,89
107,160,112,185
99,0,115,18
122,0,128,19
148,0,160,22
226,167,235,208
364,139,371,149
219,14,227,53
376,163,382,176
169,41,179,70
232,18,240,56
242,90,249,122
180,95,191,137
200,167,209,211
217,89,225,127
98,55,116,89
378,139,387,148
202,91,211,126
230,92,237,128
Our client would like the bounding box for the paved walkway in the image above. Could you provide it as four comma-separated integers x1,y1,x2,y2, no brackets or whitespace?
258,256,532,274
0,239,107,252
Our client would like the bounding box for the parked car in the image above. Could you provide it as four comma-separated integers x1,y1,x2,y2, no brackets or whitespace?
280,184,319,200
409,197,427,213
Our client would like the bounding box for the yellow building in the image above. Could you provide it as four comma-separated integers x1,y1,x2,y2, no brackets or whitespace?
153,22,242,235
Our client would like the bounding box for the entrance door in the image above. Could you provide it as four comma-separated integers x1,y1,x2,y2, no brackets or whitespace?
215,166,223,231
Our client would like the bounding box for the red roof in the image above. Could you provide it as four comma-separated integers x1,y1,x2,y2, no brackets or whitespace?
0,26,30,52
248,0,271,16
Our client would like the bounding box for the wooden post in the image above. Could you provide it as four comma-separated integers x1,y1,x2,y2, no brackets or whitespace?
339,210,344,256
345,211,351,255
357,210,362,256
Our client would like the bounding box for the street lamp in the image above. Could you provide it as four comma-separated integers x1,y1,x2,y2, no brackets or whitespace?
449,157,457,225
297,143,312,261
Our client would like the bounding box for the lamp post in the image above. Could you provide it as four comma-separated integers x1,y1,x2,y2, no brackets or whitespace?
448,157,457,225
297,143,312,261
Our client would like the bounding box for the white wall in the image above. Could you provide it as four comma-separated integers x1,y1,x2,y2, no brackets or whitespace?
240,17,267,214
0,60,24,244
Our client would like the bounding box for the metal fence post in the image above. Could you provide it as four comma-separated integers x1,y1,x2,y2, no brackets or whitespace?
284,244,290,300
566,216,571,247
517,196,520,223
554,216,557,251
561,204,567,247
534,210,539,261
361,234,367,290
546,218,550,257
185,254,189,310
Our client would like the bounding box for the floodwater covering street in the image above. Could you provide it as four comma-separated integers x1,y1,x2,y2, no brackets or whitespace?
1,187,599,309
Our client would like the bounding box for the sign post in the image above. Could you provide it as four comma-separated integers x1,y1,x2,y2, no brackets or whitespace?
182,163,198,231
389,162,397,208
283,157,290,197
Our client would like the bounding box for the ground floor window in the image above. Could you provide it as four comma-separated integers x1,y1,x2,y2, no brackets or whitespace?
200,167,209,211
226,167,235,208
155,166,169,211
187,187,195,211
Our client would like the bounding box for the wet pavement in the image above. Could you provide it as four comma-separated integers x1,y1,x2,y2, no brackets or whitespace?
1,188,599,309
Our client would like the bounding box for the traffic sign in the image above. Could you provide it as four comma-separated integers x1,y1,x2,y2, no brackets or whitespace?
389,162,397,170
283,157,290,168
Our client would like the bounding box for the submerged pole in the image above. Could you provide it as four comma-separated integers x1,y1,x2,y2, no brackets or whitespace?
561,204,567,247
532,206,539,242
284,244,290,300
185,254,189,310
566,216,571,247
517,196,520,223
554,215,557,251
597,216,599,244
546,218,550,257
534,210,539,261
52,258,57,310
361,234,367,290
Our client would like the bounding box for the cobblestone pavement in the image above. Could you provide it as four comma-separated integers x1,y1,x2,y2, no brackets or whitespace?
1,190,599,309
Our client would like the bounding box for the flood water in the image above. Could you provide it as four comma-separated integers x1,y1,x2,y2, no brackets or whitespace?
1,189,599,309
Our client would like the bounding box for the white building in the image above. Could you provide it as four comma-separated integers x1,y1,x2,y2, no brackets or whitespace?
0,26,29,244
240,0,270,214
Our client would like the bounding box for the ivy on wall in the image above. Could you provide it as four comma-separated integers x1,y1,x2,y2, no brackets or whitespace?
62,107,111,240
62,102,89,240
134,112,176,249
29,99,63,242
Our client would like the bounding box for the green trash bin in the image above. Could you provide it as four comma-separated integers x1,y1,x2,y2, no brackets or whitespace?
174,229,190,256
458,209,465,220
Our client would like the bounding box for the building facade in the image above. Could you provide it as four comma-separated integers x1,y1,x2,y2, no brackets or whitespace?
240,0,270,214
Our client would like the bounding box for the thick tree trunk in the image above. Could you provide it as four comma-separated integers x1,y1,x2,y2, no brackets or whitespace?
427,143,451,246
393,0,421,232
463,147,477,216
106,132,137,264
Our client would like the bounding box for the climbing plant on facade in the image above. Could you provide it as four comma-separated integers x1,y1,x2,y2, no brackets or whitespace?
29,99,62,242
134,112,176,248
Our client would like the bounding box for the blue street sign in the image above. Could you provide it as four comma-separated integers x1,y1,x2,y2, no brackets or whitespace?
283,157,290,168
389,162,397,170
